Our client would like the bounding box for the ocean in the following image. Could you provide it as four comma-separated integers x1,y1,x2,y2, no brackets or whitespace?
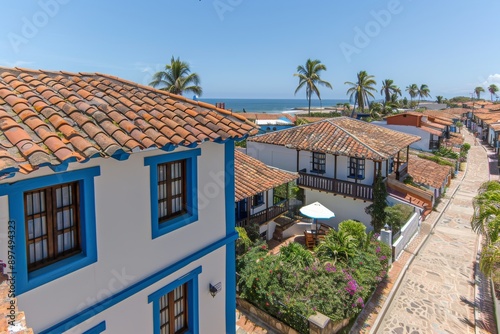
198,98,350,113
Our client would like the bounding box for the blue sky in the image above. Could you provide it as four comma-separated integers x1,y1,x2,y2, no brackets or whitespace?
1,0,499,100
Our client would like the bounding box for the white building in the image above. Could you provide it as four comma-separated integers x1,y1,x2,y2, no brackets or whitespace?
0,67,256,333
234,150,298,240
246,117,420,229
373,112,450,152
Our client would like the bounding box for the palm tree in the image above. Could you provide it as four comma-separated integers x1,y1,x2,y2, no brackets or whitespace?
150,56,202,96
488,84,499,102
294,59,333,116
471,181,500,280
417,84,431,107
405,84,418,106
436,96,444,104
315,229,358,265
380,79,401,103
474,86,485,100
345,70,377,117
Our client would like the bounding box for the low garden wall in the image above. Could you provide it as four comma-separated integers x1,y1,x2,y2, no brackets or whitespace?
237,297,300,334
392,212,420,260
237,298,350,334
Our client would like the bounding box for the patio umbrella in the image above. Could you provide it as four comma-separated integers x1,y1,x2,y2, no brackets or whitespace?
299,202,335,238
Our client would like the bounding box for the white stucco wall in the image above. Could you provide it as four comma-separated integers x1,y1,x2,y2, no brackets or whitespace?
64,247,228,334
0,142,230,333
247,142,377,184
372,121,431,152
304,189,372,231
247,142,297,172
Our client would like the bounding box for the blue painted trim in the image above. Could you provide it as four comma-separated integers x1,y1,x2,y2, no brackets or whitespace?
144,149,201,239
82,321,106,334
148,266,202,334
224,140,237,334
49,161,70,172
0,167,100,295
111,151,130,161
39,231,238,334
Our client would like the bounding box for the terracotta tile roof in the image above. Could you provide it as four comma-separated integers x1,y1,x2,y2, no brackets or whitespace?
482,104,500,111
247,117,420,161
0,67,257,176
445,132,465,146
421,121,445,130
427,108,468,118
427,117,452,126
475,111,500,124
408,155,451,189
234,150,298,201
420,125,442,136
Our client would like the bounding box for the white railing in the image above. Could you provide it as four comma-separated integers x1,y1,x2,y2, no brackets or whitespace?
392,212,420,260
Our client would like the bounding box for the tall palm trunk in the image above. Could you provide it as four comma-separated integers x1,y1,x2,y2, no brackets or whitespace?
307,89,312,116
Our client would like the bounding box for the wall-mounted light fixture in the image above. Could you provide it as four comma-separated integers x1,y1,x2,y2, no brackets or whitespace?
209,282,222,298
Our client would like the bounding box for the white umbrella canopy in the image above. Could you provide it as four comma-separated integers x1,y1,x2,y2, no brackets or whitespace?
299,202,335,220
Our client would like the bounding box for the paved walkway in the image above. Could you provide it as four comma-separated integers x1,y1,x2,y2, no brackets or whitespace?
351,130,497,333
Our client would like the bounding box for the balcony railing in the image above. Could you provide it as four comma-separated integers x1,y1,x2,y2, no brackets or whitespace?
236,200,289,227
297,173,373,201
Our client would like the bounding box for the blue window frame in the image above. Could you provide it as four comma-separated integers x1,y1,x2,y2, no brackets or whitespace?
148,266,201,334
0,167,100,295
82,321,106,334
348,157,365,179
145,149,200,239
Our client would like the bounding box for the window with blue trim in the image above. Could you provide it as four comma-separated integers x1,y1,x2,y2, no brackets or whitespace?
145,149,200,239
348,157,365,179
0,167,100,295
148,267,201,334
25,181,81,272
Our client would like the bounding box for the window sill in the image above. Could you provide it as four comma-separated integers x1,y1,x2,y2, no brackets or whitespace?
153,212,198,239
24,252,96,294
310,170,326,175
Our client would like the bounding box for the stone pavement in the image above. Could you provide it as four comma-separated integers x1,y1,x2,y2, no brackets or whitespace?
350,129,498,334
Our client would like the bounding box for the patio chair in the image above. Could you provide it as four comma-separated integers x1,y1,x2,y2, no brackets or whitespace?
304,231,316,250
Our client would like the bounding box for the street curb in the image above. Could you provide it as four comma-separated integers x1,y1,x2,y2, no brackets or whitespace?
369,136,472,334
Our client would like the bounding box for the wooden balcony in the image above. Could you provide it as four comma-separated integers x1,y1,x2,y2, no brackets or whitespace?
297,172,373,201
236,200,289,227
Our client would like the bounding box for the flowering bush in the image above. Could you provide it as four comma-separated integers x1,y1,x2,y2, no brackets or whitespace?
237,234,391,333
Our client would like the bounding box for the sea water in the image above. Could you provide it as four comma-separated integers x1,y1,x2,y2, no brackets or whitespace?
198,98,349,113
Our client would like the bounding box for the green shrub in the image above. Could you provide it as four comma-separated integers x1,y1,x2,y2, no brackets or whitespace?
433,147,459,160
417,154,454,166
236,227,252,255
385,204,414,231
244,223,261,242
339,220,367,246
